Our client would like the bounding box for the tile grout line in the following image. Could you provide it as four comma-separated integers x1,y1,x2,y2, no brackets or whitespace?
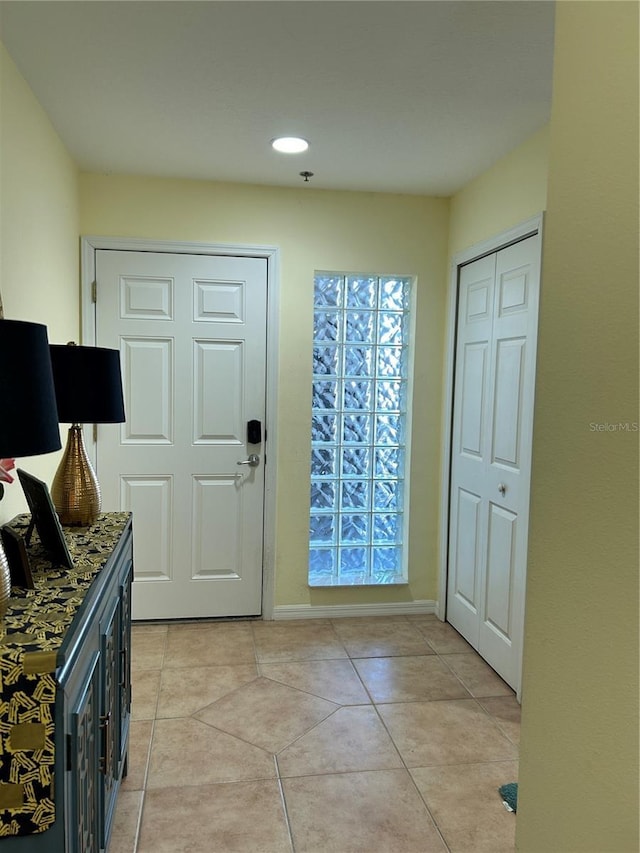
274,755,297,853
131,626,169,852
130,787,146,853
405,766,453,853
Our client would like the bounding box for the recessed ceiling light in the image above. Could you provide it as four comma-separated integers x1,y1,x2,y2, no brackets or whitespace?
271,136,309,154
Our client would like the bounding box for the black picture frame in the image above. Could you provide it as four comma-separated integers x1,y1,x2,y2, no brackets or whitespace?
16,469,74,569
0,525,35,588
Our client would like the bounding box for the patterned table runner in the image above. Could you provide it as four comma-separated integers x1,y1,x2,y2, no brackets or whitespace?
0,513,130,837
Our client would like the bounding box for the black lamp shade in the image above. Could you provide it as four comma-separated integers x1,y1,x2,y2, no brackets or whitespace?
50,345,126,424
0,319,62,457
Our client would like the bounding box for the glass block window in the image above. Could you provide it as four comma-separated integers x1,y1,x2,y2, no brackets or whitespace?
309,272,412,586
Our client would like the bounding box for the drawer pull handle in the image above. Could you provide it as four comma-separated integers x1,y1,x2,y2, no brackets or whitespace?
99,711,112,775
120,647,128,689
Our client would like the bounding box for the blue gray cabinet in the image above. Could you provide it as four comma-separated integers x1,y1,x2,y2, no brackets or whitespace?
0,513,133,852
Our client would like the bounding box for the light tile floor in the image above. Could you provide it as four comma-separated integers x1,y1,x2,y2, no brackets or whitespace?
108,615,520,853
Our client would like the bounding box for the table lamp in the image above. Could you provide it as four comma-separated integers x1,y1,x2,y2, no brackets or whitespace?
49,342,125,526
0,319,63,615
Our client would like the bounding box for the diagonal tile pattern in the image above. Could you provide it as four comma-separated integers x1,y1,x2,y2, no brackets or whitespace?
258,658,370,705
194,676,339,753
157,663,258,718
277,705,403,777
110,615,520,852
147,716,276,788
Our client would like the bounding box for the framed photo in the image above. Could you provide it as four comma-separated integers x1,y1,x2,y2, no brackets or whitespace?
16,469,74,570
0,525,34,588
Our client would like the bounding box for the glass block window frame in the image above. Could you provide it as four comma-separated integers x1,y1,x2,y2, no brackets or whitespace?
309,272,413,587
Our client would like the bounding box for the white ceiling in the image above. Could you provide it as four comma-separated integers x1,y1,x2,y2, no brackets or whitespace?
0,1,555,196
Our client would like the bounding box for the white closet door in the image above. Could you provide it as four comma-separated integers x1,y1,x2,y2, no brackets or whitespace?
447,235,541,692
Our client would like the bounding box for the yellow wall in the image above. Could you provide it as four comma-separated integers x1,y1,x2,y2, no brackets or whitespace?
448,123,549,257
0,44,79,522
80,175,450,607
517,3,639,850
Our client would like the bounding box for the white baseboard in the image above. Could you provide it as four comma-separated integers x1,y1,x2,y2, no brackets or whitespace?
271,600,438,621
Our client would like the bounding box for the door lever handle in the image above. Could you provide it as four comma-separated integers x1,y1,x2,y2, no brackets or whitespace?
237,454,260,468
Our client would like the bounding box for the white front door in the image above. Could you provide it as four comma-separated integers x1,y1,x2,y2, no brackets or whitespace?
95,250,268,620
447,234,540,692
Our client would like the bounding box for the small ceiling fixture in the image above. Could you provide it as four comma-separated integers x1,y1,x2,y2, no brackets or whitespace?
271,136,309,154
299,171,314,183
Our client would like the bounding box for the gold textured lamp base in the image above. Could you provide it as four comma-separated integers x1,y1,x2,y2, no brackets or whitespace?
52,425,101,526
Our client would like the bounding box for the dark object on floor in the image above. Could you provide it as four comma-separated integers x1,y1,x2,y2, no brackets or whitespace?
499,782,518,812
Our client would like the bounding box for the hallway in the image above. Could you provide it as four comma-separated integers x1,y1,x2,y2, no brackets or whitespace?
110,615,520,852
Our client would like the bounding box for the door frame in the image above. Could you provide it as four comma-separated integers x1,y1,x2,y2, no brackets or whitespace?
81,235,280,620
437,214,544,689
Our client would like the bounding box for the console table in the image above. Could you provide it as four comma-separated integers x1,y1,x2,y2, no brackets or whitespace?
0,512,133,852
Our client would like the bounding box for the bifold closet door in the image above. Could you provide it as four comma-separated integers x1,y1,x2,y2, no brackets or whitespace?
447,235,541,692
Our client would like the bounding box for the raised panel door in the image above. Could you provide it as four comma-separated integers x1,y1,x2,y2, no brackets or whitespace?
447,254,495,646
447,234,541,693
95,251,267,619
